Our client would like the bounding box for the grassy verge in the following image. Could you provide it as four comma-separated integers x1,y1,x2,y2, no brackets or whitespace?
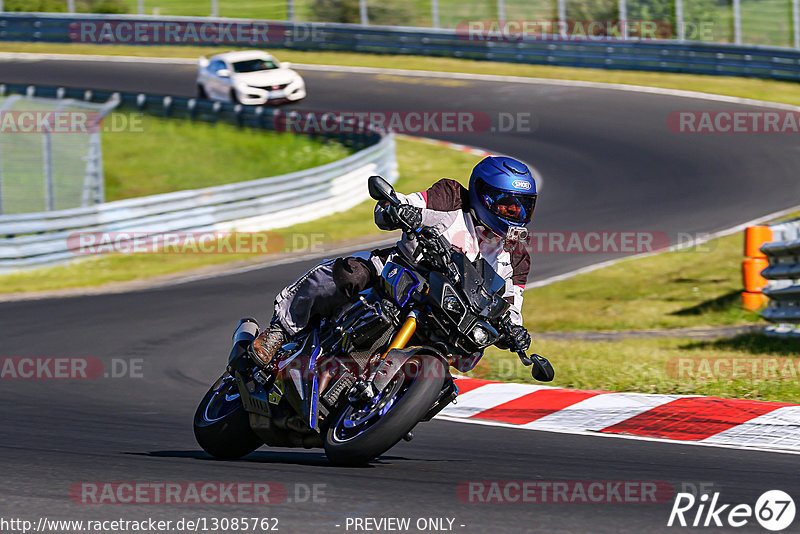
0,136,479,292
103,112,351,200
469,335,800,403
4,42,800,107
522,232,758,332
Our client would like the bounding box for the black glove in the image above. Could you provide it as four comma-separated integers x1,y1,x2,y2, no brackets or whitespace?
384,203,422,230
508,324,531,353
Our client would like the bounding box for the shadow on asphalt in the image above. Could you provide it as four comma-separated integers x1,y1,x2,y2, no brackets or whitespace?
126,450,440,468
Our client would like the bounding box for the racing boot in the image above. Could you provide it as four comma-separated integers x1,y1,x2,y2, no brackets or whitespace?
248,324,287,370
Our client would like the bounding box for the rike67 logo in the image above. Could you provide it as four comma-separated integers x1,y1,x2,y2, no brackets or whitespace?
668,490,795,531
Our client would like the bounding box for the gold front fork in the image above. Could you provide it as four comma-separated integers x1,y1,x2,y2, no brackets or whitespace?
380,311,418,359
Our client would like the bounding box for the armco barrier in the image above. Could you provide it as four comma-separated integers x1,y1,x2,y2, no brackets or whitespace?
759,218,800,337
3,13,800,82
0,84,396,270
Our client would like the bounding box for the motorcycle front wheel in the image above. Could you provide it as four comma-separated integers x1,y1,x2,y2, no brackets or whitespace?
193,372,263,459
324,354,445,466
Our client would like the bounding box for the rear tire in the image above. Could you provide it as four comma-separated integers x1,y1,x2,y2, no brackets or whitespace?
324,355,445,466
193,373,262,459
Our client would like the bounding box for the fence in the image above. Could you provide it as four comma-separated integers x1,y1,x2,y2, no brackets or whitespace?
0,84,396,270
0,92,117,215
758,218,800,337
3,14,800,82
1,0,799,48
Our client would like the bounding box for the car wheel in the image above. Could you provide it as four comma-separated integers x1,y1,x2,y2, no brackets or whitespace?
197,84,208,100
230,89,240,104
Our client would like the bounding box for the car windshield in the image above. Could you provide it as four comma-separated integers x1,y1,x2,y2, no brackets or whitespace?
231,58,278,73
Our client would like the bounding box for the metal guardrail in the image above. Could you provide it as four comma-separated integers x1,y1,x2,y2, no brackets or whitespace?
760,218,800,337
0,83,396,270
3,13,800,82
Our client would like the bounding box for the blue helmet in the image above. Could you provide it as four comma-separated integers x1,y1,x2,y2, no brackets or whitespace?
468,156,537,235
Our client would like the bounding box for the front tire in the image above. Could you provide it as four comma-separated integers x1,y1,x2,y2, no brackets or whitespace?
193,373,262,459
197,84,208,99
324,355,445,466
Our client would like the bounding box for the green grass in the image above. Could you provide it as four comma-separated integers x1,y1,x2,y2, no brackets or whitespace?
522,232,759,332
468,335,800,403
0,136,480,292
5,42,800,107
284,136,477,242
102,112,351,200
117,0,288,19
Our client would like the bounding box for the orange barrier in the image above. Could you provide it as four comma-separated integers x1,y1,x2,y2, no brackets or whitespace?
741,225,773,311
742,257,769,293
744,225,772,258
741,291,767,311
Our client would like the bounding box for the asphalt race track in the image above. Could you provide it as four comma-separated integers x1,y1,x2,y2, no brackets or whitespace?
1,56,800,532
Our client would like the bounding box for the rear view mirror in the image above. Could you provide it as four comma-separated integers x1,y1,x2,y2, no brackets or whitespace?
368,175,400,207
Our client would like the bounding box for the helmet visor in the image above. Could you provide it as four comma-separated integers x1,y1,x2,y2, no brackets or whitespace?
476,181,537,225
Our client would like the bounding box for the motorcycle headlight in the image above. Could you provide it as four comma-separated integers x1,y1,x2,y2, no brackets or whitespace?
471,324,490,345
443,295,464,317
469,321,499,349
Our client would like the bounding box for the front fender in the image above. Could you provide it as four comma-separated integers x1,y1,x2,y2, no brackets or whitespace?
370,346,447,392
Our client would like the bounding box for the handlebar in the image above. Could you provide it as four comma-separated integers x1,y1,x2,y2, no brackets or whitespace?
368,175,553,382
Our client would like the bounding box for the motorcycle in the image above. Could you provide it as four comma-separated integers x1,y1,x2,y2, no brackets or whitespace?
193,175,555,466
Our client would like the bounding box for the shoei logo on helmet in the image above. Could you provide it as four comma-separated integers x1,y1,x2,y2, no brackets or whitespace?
512,180,532,190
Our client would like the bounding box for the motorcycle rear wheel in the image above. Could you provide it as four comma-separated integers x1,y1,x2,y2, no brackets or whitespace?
193,372,263,459
324,354,445,466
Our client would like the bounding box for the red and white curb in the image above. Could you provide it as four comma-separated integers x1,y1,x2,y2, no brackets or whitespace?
443,378,800,454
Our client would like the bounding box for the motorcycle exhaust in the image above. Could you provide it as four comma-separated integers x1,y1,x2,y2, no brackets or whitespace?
228,317,259,365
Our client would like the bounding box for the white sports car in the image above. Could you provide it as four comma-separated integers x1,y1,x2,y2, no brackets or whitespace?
197,50,306,106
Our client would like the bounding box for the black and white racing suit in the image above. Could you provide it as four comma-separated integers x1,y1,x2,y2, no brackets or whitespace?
270,179,531,335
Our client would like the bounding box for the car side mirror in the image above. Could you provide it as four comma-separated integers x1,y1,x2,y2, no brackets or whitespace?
281,61,292,69
216,69,231,78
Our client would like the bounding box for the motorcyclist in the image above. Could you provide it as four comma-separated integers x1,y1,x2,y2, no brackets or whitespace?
248,156,537,369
